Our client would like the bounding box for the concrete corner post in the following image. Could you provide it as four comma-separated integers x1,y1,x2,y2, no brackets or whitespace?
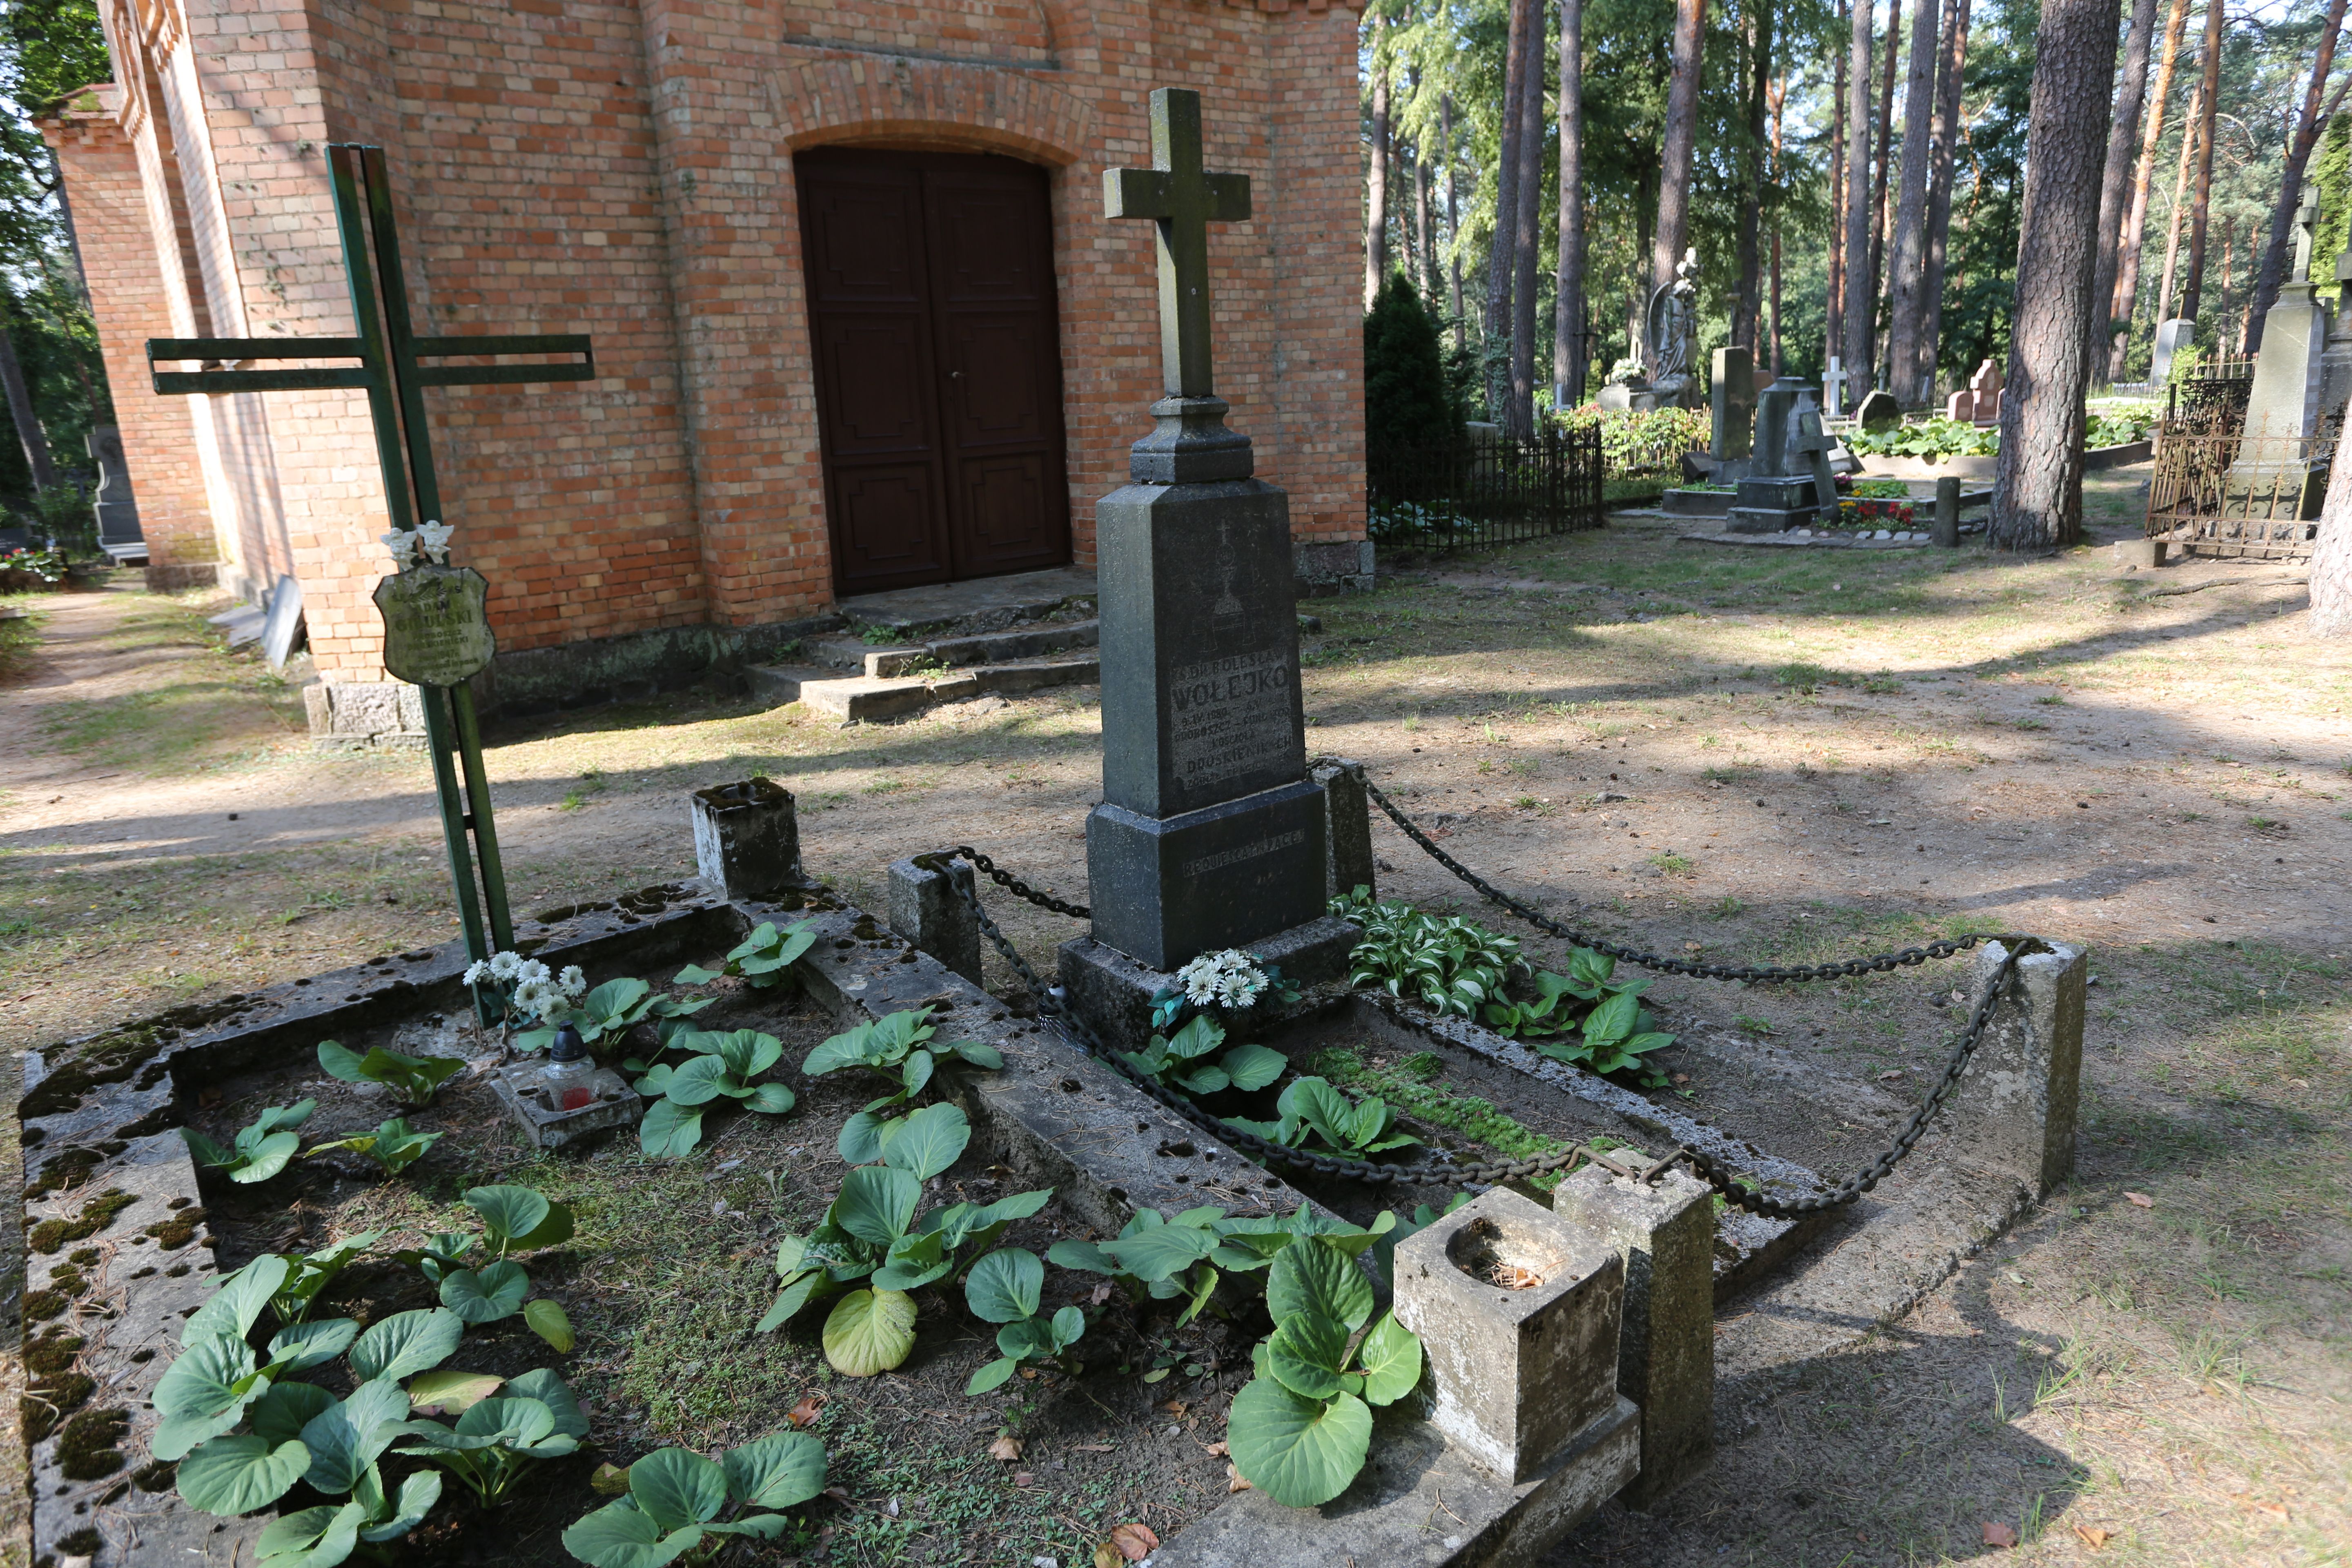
689,777,804,902
1549,1164,1716,1507
1953,939,2087,1199
1310,756,1377,903
1932,476,1961,547
1392,1187,1626,1484
886,856,983,984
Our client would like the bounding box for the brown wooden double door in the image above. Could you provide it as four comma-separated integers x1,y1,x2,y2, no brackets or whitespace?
797,148,1071,597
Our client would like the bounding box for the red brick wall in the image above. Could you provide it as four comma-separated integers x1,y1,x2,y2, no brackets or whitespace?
68,0,1366,682
40,100,216,572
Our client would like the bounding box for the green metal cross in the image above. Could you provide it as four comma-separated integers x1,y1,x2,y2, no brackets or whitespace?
145,145,594,1002
1103,88,1251,399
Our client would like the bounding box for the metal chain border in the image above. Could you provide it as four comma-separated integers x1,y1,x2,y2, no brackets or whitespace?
914,765,2045,1218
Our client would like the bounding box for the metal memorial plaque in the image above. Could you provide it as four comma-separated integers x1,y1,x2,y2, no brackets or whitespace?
374,564,495,687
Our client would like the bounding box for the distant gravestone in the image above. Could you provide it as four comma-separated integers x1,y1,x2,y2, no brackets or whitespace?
1726,374,1825,534
259,574,306,671
1822,356,1848,419
2150,318,2196,383
1944,359,2005,425
1709,346,1755,466
374,564,496,688
1854,388,1902,432
87,426,141,552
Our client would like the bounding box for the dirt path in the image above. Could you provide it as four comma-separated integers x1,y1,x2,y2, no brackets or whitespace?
5,473,2349,1564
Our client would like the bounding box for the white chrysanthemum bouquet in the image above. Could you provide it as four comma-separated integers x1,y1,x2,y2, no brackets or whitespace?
463,949,588,1029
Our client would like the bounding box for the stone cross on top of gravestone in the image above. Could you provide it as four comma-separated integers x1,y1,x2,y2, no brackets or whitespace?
1067,87,1339,989
1105,88,1250,401
2292,192,2320,286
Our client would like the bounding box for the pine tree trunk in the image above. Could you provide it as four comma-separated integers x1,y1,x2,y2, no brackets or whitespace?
1868,0,1900,367
2089,0,2163,378
1366,11,1392,309
2179,0,2225,318
1484,0,1532,415
1770,71,1786,373
1554,0,1588,405
2247,0,2349,347
1509,11,1545,436
1443,95,1466,348
1733,0,1772,353
1884,0,1941,403
0,319,56,495
1842,0,1877,395
1992,0,2123,550
2111,0,2192,376
1653,0,1706,291
1919,0,1973,397
2310,425,2352,635
2156,77,2202,323
1831,2,1849,363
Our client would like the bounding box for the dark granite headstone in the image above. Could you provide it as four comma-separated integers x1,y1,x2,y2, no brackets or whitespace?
87,425,141,551
1725,375,1825,534
1709,346,1754,472
1085,88,1326,971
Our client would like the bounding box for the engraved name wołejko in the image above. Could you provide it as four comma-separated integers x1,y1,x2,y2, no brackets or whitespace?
1166,646,1295,789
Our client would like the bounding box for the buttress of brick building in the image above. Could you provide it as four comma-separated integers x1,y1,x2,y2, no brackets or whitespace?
42,0,1370,734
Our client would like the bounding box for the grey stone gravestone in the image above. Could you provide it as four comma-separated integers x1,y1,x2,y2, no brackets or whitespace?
1853,388,1902,432
259,572,305,670
1725,375,1826,534
2150,318,2196,383
87,425,142,554
1708,346,1755,471
1822,356,1847,419
2231,197,2331,512
1067,88,1344,980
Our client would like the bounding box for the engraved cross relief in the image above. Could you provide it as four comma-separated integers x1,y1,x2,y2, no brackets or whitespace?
1103,88,1252,399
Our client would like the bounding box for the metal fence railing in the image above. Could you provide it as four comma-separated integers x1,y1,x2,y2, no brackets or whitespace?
1366,425,1605,553
2144,420,2332,561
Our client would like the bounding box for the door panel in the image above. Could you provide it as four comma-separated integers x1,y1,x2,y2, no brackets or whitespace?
797,147,1069,595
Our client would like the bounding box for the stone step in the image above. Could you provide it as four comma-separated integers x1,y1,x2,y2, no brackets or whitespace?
873,618,1099,675
744,652,1100,722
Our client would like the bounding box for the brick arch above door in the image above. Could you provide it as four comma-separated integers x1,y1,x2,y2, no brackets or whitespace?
770,54,1094,167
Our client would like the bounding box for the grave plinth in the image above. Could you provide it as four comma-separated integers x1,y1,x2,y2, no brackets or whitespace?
1724,375,1825,533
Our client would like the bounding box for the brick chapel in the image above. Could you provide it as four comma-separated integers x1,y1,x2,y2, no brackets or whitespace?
45,0,1369,732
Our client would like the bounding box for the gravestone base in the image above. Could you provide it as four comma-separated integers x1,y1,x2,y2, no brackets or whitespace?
1085,780,1330,972
1725,475,1819,534
1058,914,1359,1057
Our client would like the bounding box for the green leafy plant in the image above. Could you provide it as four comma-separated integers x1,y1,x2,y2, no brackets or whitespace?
1330,887,1524,1018
1224,1076,1421,1158
497,969,711,1056
1482,947,1677,1085
962,1248,1087,1394
1117,1014,1287,1098
269,1234,382,1325
315,1041,465,1107
1227,1235,1423,1508
160,1259,468,1558
675,919,817,991
305,1118,443,1177
401,1186,576,1350
563,1432,828,1566
801,1006,1004,1164
181,1100,316,1185
757,1103,1051,1376
392,1367,586,1506
630,1028,798,1157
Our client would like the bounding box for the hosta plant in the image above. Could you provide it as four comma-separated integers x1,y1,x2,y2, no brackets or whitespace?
961,1247,1087,1393
402,1186,576,1350
1117,1015,1287,1098
564,1432,827,1566
801,1006,1004,1164
393,1367,587,1506
1330,888,1524,1018
1223,1076,1420,1159
674,918,817,991
305,1117,443,1177
1227,1235,1423,1508
315,1040,466,1107
182,1100,316,1185
757,1102,1051,1376
630,1028,797,1157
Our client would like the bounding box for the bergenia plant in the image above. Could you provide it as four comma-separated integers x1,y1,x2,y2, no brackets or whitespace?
401,1186,577,1351
305,1118,443,1178
1117,1015,1288,1098
563,1432,826,1567
392,1367,587,1506
632,1028,798,1157
1223,1076,1421,1159
675,919,817,991
316,1040,465,1108
181,1100,316,1185
961,1247,1085,1394
800,1007,1003,1164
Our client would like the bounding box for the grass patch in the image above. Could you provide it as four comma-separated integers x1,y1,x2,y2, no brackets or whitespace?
31,599,306,773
